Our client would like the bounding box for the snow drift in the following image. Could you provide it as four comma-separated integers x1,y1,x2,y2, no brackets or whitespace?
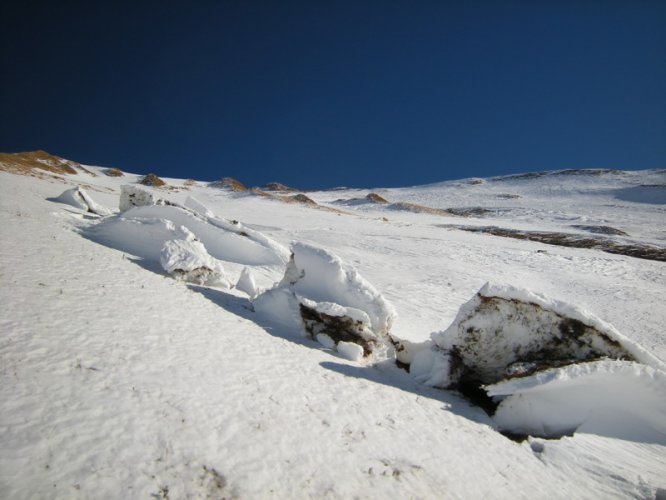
253,242,396,360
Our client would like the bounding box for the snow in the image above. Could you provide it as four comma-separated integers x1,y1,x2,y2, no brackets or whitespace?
159,227,229,287
53,186,111,216
487,360,666,444
2,164,666,498
337,341,365,361
414,282,665,387
253,241,397,357
235,267,259,297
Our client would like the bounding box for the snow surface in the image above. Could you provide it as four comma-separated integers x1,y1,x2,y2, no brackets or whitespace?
487,360,666,444
1,165,666,498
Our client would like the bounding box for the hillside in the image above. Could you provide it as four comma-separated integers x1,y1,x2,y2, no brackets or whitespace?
1,152,665,498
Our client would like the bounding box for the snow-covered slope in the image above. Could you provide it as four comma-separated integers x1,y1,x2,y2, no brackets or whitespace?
1,158,665,498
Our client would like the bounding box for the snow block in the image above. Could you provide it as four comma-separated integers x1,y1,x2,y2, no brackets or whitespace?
54,186,110,215
160,227,229,287
236,267,259,297
414,283,664,389
119,185,161,212
253,241,396,359
486,360,666,442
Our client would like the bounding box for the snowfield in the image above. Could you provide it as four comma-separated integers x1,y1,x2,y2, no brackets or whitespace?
1,158,665,499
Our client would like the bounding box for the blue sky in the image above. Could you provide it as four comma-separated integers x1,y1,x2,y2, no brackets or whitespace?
1,1,665,189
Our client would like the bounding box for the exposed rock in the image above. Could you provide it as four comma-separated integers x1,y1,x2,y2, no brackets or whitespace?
388,202,453,216
366,192,389,204
263,182,296,192
0,150,81,177
209,177,246,191
444,224,666,262
140,173,166,187
104,168,124,177
570,225,628,236
287,193,317,205
409,283,661,393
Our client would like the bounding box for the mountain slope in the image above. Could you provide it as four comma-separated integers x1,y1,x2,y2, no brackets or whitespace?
1,156,665,498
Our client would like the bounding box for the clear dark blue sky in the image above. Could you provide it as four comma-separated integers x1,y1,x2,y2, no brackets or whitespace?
1,1,665,189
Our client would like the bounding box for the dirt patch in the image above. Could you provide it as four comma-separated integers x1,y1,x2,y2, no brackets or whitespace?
0,150,84,176
366,193,389,204
263,182,296,192
570,225,628,236
209,177,246,191
446,224,666,262
446,207,493,217
287,193,317,205
300,303,373,356
105,168,124,177
496,193,520,199
389,202,454,216
252,188,348,214
140,173,166,187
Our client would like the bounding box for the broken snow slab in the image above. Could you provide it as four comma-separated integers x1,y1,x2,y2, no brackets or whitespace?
253,241,396,359
486,360,666,442
160,227,229,287
52,186,111,216
87,187,289,267
410,283,664,390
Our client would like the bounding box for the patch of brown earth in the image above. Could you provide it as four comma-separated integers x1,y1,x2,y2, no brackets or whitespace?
300,303,373,356
446,225,666,262
140,173,166,187
263,182,296,192
389,202,455,216
209,177,247,191
366,192,389,204
105,168,124,177
251,188,348,214
0,150,89,177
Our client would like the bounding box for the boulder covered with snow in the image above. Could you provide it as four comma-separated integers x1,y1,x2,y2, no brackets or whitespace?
54,186,111,215
411,283,664,389
160,227,229,287
253,242,396,359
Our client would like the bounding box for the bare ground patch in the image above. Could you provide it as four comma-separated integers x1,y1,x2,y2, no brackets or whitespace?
442,224,666,262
